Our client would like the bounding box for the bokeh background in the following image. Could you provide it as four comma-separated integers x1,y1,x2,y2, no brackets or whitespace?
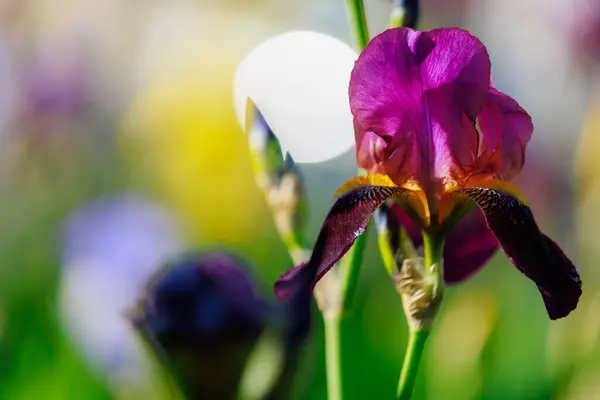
1,0,600,399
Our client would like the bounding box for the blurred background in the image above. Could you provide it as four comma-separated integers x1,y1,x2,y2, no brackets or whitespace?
0,0,599,399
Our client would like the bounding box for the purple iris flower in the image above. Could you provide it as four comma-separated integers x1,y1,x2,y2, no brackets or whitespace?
275,27,581,320
135,252,268,399
135,251,310,399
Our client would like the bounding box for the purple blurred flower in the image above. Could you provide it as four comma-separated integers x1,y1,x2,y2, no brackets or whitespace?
139,252,267,341
569,0,600,62
134,251,310,399
275,27,581,320
60,194,184,383
24,45,90,118
134,252,269,399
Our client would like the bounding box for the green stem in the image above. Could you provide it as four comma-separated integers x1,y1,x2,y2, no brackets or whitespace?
345,0,370,50
321,2,370,399
324,193,368,400
396,231,443,399
389,0,420,29
338,230,368,310
396,330,429,400
324,314,344,400
423,231,444,288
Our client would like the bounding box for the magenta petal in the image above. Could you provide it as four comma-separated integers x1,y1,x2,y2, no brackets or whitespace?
461,187,581,319
390,204,498,282
274,185,405,303
476,88,533,180
355,125,388,173
350,27,491,182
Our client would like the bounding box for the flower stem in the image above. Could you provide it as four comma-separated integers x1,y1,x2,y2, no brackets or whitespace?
345,0,370,49
338,230,368,310
324,313,344,400
423,231,444,291
389,0,420,29
321,2,370,399
396,231,443,399
396,329,429,400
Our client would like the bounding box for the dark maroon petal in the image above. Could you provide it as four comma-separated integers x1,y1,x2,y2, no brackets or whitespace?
442,208,498,282
274,185,405,303
273,263,310,303
390,202,422,244
390,203,498,283
461,187,581,319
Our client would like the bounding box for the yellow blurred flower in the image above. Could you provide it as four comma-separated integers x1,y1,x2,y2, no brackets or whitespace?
575,93,600,200
575,92,600,266
121,58,269,244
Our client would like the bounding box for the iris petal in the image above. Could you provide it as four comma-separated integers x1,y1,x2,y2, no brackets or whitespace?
476,88,533,180
350,27,491,183
274,185,406,302
442,209,499,282
460,187,581,319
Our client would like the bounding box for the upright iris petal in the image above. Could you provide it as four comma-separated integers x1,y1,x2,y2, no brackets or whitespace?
350,28,490,185
274,27,581,320
476,87,534,180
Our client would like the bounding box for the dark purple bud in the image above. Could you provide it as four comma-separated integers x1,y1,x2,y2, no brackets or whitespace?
134,251,270,399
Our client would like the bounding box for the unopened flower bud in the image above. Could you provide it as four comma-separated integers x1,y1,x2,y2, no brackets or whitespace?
131,252,270,400
245,99,307,253
394,256,443,331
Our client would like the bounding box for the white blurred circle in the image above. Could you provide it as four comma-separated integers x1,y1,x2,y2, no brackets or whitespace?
234,31,358,164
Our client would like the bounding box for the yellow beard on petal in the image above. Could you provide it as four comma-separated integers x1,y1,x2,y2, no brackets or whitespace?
333,173,398,197
334,174,431,227
462,175,529,205
439,175,530,227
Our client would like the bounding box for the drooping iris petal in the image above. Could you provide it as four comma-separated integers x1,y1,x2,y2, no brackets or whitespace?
442,209,499,282
234,31,357,163
460,187,581,319
349,27,491,183
274,185,406,302
476,87,533,180
390,204,498,282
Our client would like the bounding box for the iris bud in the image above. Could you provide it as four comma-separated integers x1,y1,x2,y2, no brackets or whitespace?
394,256,443,331
246,99,307,256
131,252,269,399
374,202,441,330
